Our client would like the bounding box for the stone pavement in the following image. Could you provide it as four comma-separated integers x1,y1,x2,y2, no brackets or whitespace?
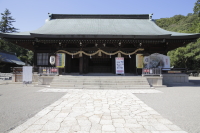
9,89,187,133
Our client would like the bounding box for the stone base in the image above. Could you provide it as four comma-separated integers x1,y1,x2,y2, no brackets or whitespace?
145,76,163,87
38,76,54,85
12,74,39,82
163,74,189,85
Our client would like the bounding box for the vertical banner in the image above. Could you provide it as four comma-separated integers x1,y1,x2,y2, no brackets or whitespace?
163,56,170,68
136,54,144,68
23,66,32,84
115,57,124,74
56,53,65,68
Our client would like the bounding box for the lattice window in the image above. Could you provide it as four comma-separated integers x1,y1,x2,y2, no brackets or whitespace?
37,53,49,65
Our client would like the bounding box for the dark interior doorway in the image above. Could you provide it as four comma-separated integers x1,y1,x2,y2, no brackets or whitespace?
71,58,79,72
89,58,112,73
124,58,130,73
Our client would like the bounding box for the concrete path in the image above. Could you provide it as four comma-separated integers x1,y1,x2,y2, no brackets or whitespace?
135,77,200,133
0,84,65,133
9,89,187,133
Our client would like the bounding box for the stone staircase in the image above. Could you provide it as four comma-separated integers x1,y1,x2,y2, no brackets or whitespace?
50,76,153,89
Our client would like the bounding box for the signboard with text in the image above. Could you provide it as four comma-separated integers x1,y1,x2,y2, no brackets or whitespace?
136,54,144,68
56,53,65,68
115,57,124,74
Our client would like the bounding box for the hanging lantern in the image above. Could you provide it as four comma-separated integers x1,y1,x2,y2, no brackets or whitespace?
49,55,56,65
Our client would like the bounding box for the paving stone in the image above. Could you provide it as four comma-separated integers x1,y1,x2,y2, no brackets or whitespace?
27,124,43,130
34,118,49,125
21,130,42,133
40,131,57,133
8,89,188,133
61,119,77,127
102,115,111,120
57,127,70,133
42,121,60,131
78,120,91,126
124,123,143,128
112,119,126,123
115,128,127,133
55,112,69,118
100,119,112,125
124,128,132,133
70,125,81,132
89,115,101,123
102,125,115,132
152,123,171,131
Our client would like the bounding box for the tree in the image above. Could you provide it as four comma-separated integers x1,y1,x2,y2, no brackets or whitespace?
0,9,19,53
193,0,200,16
0,9,34,66
155,1,200,70
0,8,18,33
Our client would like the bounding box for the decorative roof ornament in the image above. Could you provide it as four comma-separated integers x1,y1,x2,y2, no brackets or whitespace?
48,13,52,20
149,13,153,20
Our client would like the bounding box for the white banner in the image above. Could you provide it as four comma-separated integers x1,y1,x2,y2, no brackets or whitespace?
23,66,32,83
115,57,124,74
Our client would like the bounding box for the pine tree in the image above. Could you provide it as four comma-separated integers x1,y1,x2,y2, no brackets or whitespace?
0,8,18,33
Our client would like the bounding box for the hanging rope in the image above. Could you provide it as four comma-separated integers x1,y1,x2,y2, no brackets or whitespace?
56,48,144,57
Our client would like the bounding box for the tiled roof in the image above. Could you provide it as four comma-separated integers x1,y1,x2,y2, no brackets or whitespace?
0,14,200,39
0,51,25,66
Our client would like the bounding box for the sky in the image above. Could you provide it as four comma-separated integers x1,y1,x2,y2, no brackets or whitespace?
0,0,197,32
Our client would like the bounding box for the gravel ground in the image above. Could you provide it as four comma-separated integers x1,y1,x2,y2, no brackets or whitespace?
0,84,66,133
135,77,200,133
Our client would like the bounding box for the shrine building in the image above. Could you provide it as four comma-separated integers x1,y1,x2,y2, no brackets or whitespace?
0,14,200,75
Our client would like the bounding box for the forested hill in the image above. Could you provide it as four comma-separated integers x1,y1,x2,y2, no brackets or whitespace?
155,14,200,70
156,14,199,33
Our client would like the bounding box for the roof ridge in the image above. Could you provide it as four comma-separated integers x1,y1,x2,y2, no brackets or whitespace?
49,14,152,20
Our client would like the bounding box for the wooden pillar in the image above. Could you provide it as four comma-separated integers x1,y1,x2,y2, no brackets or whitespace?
130,54,136,74
34,52,37,66
83,55,89,73
65,54,71,73
79,56,83,74
111,55,115,74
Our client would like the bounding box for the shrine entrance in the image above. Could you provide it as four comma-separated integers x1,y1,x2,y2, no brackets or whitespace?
89,58,112,73
64,52,137,74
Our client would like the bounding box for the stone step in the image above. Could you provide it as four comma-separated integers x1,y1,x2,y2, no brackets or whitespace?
52,80,148,82
50,76,152,89
51,82,148,85
50,84,151,88
50,86,152,89
53,77,147,79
